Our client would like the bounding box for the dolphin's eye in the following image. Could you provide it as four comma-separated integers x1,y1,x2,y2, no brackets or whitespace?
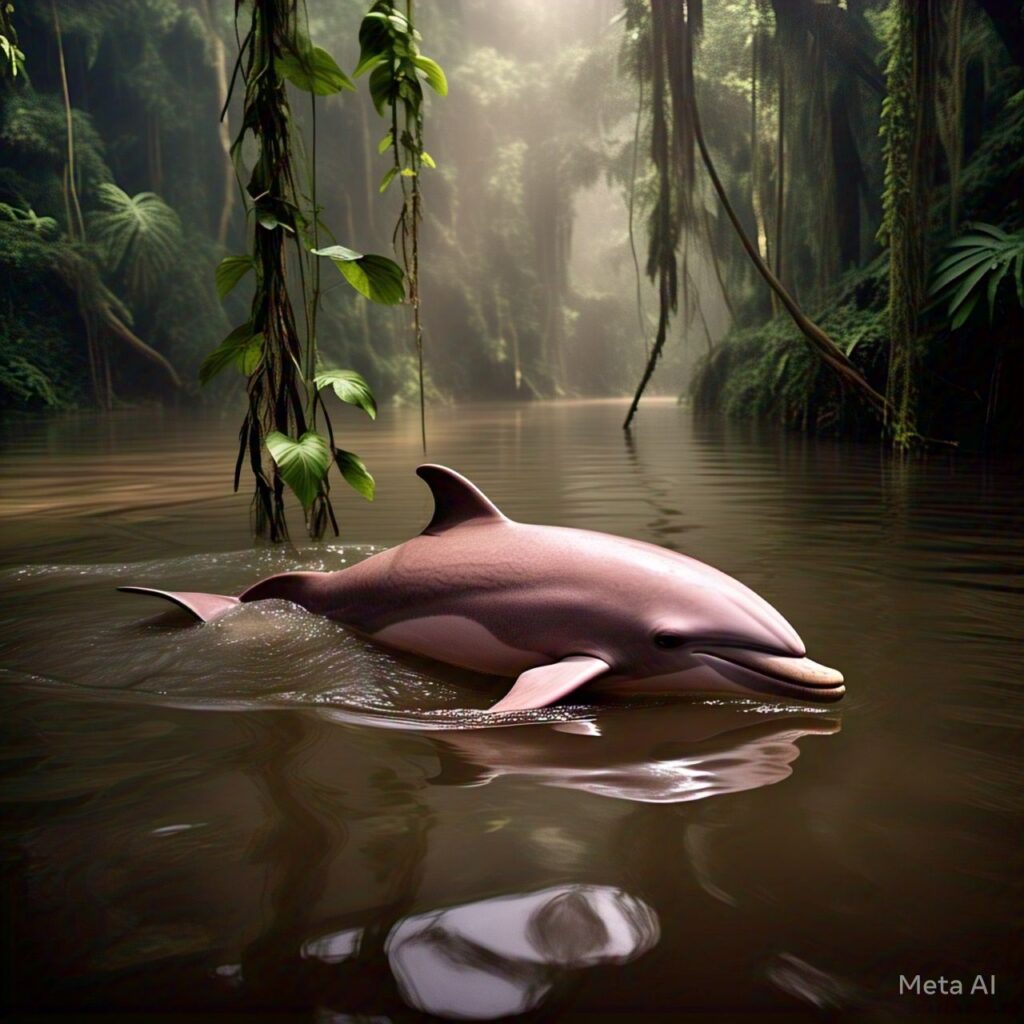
654,632,686,650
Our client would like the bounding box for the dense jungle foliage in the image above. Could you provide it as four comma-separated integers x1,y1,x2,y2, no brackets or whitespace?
0,0,646,421
672,0,1024,449
1,0,1021,454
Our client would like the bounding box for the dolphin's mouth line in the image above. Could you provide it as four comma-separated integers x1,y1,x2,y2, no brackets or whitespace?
692,645,845,702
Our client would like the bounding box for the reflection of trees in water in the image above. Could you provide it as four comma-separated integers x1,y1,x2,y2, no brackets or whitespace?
622,425,692,552
239,711,342,1001
238,709,434,1012
330,755,435,1015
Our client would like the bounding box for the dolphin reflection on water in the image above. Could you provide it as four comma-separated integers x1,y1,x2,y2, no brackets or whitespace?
302,884,659,1020
376,702,840,804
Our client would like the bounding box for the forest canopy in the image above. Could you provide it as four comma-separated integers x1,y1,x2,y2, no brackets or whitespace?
1,0,1021,452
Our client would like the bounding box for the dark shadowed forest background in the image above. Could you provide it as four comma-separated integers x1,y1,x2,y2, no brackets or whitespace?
1,0,1022,451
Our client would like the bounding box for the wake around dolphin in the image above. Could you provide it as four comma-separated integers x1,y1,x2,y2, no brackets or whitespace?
120,465,845,712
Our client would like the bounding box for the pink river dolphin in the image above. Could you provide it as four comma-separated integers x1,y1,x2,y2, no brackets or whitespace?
120,464,845,713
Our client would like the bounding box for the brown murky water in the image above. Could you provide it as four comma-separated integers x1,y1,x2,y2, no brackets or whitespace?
0,399,1020,1020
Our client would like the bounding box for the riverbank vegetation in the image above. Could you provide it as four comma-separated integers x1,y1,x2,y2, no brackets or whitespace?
1,0,1021,454
672,0,1023,449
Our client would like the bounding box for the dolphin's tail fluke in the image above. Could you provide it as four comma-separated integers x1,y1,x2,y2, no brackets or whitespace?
118,586,240,623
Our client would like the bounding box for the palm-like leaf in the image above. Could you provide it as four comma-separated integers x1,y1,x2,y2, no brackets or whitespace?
87,183,182,303
929,222,1024,329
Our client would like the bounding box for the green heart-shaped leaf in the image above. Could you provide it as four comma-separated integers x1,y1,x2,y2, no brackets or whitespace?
265,430,331,509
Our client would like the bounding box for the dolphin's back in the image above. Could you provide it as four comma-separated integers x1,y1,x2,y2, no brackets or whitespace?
310,521,638,640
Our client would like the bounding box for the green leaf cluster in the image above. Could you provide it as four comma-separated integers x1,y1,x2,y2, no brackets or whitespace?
199,9,420,537
0,203,58,238
264,429,375,508
1,34,25,80
255,367,380,509
0,3,23,80
355,3,448,94
355,1,447,191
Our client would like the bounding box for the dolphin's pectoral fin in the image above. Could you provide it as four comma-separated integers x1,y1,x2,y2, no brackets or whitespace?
417,464,509,535
489,656,610,714
118,587,240,623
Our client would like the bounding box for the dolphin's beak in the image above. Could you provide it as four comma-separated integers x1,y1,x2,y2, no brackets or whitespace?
693,646,845,703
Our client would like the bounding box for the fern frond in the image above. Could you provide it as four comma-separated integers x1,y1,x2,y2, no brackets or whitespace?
929,222,1024,329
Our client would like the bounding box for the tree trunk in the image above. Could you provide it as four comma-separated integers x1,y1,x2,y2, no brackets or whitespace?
831,87,863,269
751,28,776,314
878,0,937,443
100,306,183,389
51,2,85,240
934,0,965,231
198,0,235,248
53,0,110,406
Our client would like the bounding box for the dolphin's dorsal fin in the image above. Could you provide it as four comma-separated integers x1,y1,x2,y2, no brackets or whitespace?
417,464,508,535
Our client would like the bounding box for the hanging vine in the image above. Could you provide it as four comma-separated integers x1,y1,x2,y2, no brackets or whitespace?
625,0,890,428
622,0,697,429
355,0,447,452
627,71,649,355
205,0,404,542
